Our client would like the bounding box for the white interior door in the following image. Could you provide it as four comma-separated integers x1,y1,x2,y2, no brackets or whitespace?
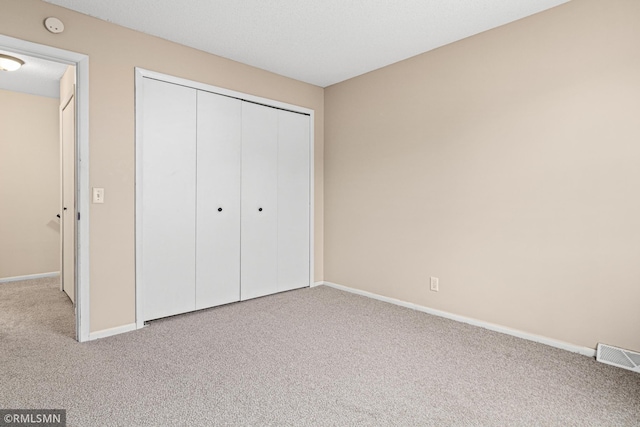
196,91,241,309
277,110,310,292
141,78,197,321
61,94,75,304
241,102,278,300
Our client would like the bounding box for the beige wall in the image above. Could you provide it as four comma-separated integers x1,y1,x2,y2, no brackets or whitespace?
4,0,636,352
0,0,324,332
325,0,640,352
0,89,60,279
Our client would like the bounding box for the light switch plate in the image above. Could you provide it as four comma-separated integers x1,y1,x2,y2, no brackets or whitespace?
93,187,104,204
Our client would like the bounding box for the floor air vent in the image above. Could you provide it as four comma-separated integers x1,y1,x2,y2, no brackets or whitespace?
596,343,640,373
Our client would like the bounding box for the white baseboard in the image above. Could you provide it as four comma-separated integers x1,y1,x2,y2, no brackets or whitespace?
318,281,596,358
89,323,137,341
0,271,60,283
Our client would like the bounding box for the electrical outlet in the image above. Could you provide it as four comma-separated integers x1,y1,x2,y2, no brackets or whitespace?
430,277,439,292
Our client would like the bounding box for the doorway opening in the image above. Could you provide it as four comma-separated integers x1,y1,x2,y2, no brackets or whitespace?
0,34,90,342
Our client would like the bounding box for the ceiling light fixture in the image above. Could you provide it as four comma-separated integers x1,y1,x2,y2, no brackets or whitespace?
0,54,24,71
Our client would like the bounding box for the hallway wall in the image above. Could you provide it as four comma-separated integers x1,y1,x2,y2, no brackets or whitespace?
0,89,60,279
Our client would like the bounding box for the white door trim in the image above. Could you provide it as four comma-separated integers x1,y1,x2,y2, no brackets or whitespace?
135,68,315,328
0,34,91,342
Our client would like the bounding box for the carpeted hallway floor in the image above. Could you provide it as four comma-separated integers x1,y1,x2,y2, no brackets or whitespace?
1,277,639,426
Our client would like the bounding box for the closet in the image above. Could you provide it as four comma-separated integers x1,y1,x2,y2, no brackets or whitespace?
137,73,311,322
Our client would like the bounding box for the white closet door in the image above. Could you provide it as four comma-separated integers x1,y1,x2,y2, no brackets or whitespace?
196,91,241,309
241,102,278,300
277,111,310,292
141,78,197,321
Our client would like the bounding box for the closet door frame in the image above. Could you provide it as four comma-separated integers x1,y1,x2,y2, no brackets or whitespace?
134,68,314,329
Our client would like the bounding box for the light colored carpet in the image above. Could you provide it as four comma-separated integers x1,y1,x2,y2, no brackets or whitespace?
1,277,639,426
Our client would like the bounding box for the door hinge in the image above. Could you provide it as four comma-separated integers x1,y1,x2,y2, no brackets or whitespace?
77,212,80,220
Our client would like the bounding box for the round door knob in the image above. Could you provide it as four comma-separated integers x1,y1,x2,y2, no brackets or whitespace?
218,207,222,212
258,207,263,212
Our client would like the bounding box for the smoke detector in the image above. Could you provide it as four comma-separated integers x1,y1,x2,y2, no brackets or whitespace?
44,17,65,34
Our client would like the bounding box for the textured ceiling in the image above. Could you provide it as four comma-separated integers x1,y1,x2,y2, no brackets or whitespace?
43,0,568,87
0,49,68,98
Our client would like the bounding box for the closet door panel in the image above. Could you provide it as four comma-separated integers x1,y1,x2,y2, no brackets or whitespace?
196,92,242,309
277,111,310,292
241,102,278,300
141,78,197,321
